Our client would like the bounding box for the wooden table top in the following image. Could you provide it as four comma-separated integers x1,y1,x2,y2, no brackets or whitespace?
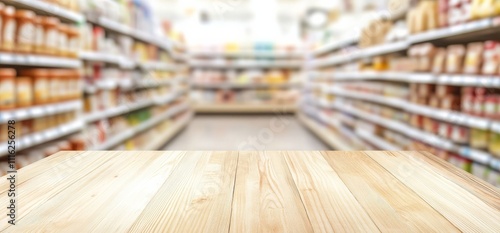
1,151,499,232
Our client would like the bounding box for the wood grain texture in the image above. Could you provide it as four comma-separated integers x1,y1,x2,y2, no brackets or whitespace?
128,151,239,233
322,151,459,232
2,151,499,232
366,151,500,232
230,151,313,233
284,151,380,233
2,151,185,232
410,151,500,210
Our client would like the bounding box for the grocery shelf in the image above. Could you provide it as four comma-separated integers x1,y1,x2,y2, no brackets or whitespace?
0,0,84,23
90,102,190,150
355,129,402,150
313,98,500,170
315,71,500,87
0,100,82,124
139,61,178,71
194,103,296,113
87,16,171,52
79,52,136,69
312,35,359,57
311,41,408,68
137,77,186,88
328,88,491,130
84,90,186,123
188,51,304,59
142,112,193,150
0,120,83,157
409,18,495,44
0,53,82,68
191,82,299,89
297,112,355,150
310,18,500,67
189,61,302,69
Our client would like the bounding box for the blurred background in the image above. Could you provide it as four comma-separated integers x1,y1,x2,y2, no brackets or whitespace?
0,0,499,187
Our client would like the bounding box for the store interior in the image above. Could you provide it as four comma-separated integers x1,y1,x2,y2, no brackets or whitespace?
0,0,499,187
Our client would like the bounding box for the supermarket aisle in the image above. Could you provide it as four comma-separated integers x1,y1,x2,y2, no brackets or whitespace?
164,115,328,150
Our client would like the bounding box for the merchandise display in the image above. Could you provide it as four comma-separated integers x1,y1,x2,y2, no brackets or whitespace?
303,0,500,187
1,0,500,231
189,44,302,113
0,0,190,170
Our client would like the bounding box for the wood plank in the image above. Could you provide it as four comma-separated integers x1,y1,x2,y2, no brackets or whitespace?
0,151,119,231
284,151,380,233
0,151,87,192
229,151,313,233
367,151,500,232
2,151,185,232
128,151,238,232
322,151,459,232
410,151,500,210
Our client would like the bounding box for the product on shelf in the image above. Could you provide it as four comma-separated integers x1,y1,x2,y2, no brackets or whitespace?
0,68,16,110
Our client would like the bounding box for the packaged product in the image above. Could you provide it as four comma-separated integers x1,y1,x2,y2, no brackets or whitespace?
446,45,466,74
437,85,459,97
441,95,461,110
419,43,437,72
470,128,489,149
418,84,435,97
0,68,16,110
16,77,33,107
423,117,439,133
482,41,500,75
489,131,500,157
485,96,499,118
42,17,60,56
439,122,452,139
429,96,441,108
464,42,484,74
1,6,16,52
473,96,485,116
15,10,36,53
451,125,470,144
432,48,447,73
21,69,50,105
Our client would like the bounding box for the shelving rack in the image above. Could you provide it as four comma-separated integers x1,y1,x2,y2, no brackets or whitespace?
301,15,500,175
0,0,191,158
188,49,303,113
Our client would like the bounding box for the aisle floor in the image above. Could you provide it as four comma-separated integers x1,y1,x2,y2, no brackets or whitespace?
163,114,329,150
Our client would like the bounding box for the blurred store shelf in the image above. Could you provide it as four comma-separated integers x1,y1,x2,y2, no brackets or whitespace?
142,112,193,150
0,0,84,23
194,103,296,113
0,120,83,157
0,100,82,124
0,53,82,68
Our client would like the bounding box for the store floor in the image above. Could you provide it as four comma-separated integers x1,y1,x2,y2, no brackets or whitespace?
163,114,329,150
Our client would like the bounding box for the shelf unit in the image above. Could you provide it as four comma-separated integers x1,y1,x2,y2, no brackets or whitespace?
297,112,355,150
142,112,193,150
0,120,83,157
189,49,303,113
0,0,84,23
195,103,296,114
0,0,190,160
303,15,500,181
90,102,191,150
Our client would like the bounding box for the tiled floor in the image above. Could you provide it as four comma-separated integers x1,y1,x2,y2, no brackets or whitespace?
163,114,329,150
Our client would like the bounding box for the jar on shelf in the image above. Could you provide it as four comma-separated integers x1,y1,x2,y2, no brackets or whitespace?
21,69,50,105
0,3,4,47
15,10,35,53
1,6,16,52
58,24,69,57
67,26,79,58
49,69,64,103
16,76,33,107
42,17,60,56
34,16,45,54
0,68,16,110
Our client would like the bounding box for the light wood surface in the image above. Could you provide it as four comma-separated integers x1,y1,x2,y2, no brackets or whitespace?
1,151,499,232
